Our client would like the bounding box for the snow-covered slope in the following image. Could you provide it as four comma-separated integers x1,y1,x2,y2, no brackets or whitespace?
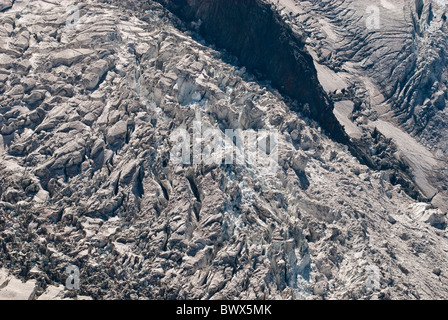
270,0,448,208
0,0,447,300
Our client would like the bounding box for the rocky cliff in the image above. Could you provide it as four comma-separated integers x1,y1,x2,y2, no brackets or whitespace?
155,0,348,143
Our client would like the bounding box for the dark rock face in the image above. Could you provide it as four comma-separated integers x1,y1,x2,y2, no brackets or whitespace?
156,0,348,143
154,0,431,201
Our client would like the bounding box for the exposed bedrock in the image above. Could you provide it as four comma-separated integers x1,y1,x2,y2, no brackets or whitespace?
155,0,429,201
155,0,348,144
